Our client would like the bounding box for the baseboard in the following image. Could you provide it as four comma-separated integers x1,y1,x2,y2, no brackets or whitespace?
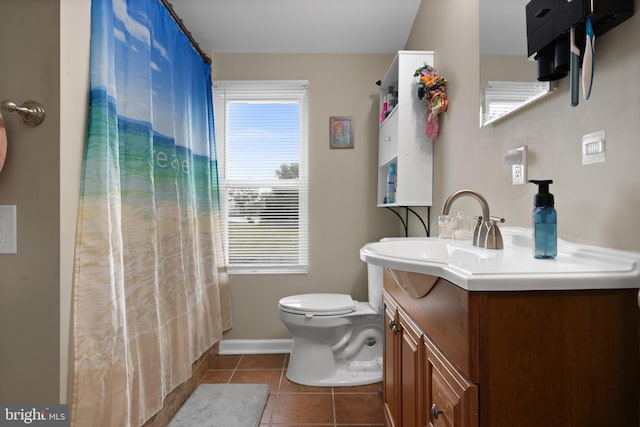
219,339,293,355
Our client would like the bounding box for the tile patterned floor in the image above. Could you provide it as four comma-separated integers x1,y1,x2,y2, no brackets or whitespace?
201,353,385,426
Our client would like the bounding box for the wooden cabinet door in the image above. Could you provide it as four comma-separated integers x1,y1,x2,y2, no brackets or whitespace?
399,309,424,427
383,296,400,427
424,337,478,427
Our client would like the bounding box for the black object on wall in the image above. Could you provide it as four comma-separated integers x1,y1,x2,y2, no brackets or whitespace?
526,0,634,81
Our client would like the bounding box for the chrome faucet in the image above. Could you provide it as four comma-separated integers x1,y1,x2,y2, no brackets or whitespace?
441,189,505,249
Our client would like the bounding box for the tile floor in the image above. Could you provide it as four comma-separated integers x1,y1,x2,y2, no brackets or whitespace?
200,353,385,426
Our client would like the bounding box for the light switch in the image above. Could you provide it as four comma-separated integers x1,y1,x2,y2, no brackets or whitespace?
582,130,606,165
0,205,17,254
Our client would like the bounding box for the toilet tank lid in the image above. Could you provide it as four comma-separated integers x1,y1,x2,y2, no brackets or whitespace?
279,293,355,315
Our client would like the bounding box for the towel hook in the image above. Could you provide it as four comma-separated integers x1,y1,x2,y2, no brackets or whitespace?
0,100,45,127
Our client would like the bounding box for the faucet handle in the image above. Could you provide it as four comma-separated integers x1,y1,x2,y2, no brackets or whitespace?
485,216,505,249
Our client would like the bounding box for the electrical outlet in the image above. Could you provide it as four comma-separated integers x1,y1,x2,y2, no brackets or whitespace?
512,165,525,185
506,145,527,185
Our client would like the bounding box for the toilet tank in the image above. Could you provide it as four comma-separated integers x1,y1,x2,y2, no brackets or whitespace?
367,263,384,312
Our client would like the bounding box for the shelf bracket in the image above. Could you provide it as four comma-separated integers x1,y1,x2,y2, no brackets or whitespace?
384,206,430,237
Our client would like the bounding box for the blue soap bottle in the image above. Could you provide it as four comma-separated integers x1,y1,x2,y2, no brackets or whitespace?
529,180,557,259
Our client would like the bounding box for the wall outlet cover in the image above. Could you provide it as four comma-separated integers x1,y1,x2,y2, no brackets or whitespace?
582,130,606,165
507,145,527,185
0,205,17,254
512,164,525,185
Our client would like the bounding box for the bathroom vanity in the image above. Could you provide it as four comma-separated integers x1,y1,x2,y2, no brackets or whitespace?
361,228,640,427
383,269,639,427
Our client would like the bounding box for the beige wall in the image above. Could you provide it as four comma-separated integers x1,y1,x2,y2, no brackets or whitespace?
406,0,640,252
0,0,61,403
212,54,399,339
480,54,537,85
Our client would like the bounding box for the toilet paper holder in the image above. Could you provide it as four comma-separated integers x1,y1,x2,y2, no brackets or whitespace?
0,99,45,127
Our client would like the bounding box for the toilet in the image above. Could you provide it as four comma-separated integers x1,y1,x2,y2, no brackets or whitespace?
278,264,384,387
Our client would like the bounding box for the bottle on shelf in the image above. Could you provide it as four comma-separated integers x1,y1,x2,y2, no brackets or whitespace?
381,86,397,123
386,163,397,204
380,100,388,122
387,86,396,109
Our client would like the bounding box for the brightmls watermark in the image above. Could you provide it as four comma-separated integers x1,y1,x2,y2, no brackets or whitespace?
1,405,69,426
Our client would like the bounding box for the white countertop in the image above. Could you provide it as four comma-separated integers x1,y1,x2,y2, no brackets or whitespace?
360,227,640,292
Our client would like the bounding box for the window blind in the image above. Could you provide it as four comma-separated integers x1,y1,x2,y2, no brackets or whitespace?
213,81,309,274
482,80,550,123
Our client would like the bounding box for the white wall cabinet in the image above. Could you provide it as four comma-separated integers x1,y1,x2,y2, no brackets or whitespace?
378,51,434,207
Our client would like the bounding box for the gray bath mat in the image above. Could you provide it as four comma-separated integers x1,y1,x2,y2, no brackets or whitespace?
169,384,269,427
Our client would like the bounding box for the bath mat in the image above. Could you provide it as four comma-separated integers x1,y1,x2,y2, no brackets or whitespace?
169,384,269,427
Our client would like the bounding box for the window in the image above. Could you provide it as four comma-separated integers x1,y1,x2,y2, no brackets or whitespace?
213,81,309,274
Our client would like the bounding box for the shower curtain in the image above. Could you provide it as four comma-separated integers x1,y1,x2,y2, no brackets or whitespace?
71,0,231,425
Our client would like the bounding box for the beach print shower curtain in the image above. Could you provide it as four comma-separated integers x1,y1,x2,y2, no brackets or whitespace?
72,0,231,425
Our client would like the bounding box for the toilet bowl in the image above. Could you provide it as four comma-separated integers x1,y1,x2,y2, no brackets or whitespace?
278,264,384,387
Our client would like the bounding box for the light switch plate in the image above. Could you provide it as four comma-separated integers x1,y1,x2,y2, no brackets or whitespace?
0,205,17,254
582,130,606,165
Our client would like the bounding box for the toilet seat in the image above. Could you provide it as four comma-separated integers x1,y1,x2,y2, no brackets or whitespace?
279,293,356,316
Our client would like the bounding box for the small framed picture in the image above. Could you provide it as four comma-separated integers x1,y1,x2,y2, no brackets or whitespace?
329,117,353,149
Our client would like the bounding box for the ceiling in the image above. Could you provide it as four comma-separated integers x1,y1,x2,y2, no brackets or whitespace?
170,0,527,56
170,0,423,54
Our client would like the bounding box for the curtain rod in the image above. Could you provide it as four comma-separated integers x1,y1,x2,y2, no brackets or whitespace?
159,0,212,65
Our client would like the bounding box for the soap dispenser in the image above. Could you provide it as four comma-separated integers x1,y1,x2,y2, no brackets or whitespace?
529,179,557,259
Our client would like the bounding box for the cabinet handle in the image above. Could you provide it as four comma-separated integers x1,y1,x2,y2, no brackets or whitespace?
388,320,402,335
431,404,444,420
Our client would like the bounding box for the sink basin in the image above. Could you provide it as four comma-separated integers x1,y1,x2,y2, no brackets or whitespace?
360,227,640,291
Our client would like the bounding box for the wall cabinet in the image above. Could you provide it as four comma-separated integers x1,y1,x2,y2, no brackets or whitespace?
377,51,434,207
382,268,640,427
